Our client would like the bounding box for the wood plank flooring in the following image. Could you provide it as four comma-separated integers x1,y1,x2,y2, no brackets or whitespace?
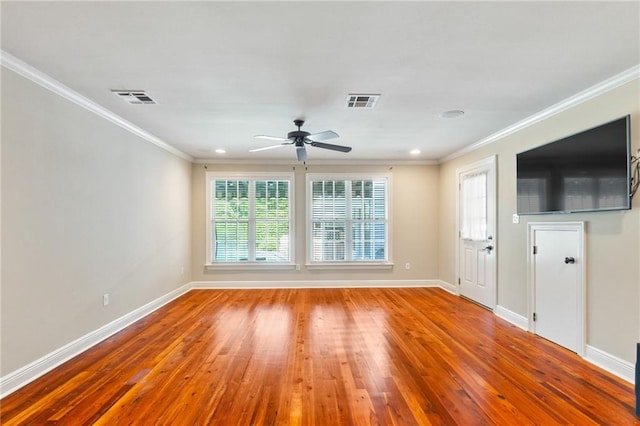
1,288,637,425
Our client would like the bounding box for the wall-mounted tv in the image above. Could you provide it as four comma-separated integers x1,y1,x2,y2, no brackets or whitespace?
516,115,631,214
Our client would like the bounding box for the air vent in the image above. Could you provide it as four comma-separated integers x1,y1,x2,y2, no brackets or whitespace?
346,94,380,109
111,90,157,105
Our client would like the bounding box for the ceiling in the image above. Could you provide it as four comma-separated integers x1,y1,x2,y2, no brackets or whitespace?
2,1,639,163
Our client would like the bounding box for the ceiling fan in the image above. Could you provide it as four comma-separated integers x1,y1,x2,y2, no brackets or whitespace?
250,119,352,161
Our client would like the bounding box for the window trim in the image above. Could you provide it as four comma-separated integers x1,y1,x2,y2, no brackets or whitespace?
205,171,295,269
305,172,393,268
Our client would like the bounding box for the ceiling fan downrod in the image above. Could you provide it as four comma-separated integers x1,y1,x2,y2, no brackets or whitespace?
288,119,310,142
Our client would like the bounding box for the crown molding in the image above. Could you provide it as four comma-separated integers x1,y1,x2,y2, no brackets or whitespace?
5,48,635,167
0,50,193,162
440,64,640,163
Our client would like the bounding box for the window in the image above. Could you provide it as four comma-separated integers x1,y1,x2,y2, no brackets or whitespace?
460,171,487,241
206,172,293,266
307,174,390,264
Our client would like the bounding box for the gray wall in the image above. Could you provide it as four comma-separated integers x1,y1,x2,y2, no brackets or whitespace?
439,80,640,363
1,70,192,375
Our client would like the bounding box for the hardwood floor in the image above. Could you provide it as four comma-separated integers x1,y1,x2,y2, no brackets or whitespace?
1,288,636,425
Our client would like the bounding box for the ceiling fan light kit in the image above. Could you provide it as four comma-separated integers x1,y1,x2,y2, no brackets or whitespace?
251,119,352,161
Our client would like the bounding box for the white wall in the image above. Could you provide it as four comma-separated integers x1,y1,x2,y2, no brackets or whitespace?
1,69,192,375
439,80,640,363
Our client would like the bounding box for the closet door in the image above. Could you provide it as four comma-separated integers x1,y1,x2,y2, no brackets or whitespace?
529,222,585,355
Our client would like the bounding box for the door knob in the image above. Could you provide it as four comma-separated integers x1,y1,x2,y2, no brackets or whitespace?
482,245,494,253
564,257,575,264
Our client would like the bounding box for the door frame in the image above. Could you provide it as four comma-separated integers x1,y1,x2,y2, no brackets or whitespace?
455,155,497,309
527,221,586,356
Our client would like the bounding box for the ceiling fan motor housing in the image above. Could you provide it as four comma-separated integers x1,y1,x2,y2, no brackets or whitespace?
287,130,310,142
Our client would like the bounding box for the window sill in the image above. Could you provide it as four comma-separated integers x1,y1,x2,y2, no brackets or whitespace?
305,262,394,270
205,262,298,271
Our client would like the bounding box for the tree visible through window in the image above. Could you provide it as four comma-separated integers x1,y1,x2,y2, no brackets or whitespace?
208,174,292,263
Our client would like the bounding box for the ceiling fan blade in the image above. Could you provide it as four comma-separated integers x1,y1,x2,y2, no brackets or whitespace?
307,130,339,142
296,145,307,162
249,143,288,152
255,135,290,142
310,141,352,153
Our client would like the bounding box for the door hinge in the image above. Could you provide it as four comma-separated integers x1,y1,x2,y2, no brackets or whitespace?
533,312,537,322
458,278,461,285
533,245,538,255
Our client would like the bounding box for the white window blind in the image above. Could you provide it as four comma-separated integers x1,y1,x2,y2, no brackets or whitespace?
208,173,293,263
461,172,487,241
308,175,389,262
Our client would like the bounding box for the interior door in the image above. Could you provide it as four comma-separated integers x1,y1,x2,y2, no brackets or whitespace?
530,223,584,354
458,157,496,309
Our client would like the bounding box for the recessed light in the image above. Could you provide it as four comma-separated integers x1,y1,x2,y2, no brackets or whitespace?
439,110,465,119
410,149,421,155
215,149,226,154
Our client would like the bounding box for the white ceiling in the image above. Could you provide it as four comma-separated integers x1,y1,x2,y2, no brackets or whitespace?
2,1,639,163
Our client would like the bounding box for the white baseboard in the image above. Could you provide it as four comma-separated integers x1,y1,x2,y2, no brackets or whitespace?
433,280,458,295
191,279,441,289
0,283,192,398
1,278,452,397
14,280,626,400
584,345,634,384
492,309,633,384
495,305,529,331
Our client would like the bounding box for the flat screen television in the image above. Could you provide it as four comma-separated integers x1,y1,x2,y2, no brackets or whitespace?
516,115,631,214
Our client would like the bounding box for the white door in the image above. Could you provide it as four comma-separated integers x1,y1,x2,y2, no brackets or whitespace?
457,156,496,309
529,222,585,355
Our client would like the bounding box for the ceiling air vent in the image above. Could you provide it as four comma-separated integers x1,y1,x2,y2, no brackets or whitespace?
346,94,380,109
111,90,157,105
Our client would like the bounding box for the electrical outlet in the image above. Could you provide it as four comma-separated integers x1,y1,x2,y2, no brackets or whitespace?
103,293,109,307
405,262,411,270
180,266,185,276
512,214,520,224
